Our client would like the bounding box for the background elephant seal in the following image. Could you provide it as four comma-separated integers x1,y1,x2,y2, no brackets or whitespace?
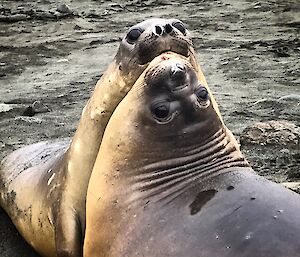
84,55,300,257
0,18,197,257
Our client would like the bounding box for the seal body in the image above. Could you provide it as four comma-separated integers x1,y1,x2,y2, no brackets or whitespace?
0,18,197,257
0,140,70,256
84,56,300,257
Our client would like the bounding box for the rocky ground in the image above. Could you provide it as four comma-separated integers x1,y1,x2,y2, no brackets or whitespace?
0,0,299,256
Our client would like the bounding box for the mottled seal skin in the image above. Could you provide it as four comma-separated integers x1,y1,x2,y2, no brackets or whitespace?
0,18,198,257
84,56,300,257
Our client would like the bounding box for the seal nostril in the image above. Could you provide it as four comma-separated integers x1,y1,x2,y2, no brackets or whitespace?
172,21,186,35
171,63,185,77
155,25,163,36
165,23,173,34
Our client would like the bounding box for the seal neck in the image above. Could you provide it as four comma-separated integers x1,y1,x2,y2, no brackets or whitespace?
63,61,133,204
125,127,249,205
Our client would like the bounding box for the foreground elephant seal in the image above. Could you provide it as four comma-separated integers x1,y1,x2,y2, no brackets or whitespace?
0,19,197,257
84,55,300,257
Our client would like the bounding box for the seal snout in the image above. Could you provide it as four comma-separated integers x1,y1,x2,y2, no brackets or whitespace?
170,63,186,79
168,62,191,92
153,23,174,36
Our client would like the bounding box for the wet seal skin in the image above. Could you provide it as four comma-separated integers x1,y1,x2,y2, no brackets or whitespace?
0,18,199,257
84,54,300,257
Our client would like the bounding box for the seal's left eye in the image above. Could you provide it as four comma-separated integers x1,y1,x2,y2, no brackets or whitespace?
195,87,209,101
151,101,173,123
127,28,143,42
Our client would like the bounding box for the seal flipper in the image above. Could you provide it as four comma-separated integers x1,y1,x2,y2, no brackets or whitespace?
55,207,83,257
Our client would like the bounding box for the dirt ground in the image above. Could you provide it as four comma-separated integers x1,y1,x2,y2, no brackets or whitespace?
0,0,299,256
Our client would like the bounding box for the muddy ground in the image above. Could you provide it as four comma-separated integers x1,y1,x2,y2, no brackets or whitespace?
0,0,299,256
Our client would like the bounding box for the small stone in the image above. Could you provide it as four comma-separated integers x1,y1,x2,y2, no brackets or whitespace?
57,4,73,14
240,120,299,147
22,101,50,117
57,58,69,63
280,149,290,154
32,101,51,113
0,103,13,113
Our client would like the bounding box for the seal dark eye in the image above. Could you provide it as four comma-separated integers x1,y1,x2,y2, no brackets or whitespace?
195,87,209,101
127,28,143,43
151,101,172,123
172,21,186,35
152,103,170,119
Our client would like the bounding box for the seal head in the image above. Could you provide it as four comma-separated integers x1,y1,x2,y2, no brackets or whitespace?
116,18,196,73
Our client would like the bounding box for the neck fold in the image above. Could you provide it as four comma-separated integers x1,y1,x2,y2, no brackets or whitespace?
127,128,249,205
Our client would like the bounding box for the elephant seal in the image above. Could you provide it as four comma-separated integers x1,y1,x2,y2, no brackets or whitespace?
0,18,198,257
84,55,300,257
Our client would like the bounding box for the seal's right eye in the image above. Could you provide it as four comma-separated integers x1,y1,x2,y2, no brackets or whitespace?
126,28,143,43
194,86,210,109
151,101,172,123
195,87,209,101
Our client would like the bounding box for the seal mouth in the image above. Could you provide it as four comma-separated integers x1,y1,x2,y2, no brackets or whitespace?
139,47,191,66
144,52,189,69
160,48,190,61
171,84,189,93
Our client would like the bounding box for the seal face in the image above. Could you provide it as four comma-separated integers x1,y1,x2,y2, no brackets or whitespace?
84,55,300,257
0,18,199,257
140,59,220,140
117,18,195,71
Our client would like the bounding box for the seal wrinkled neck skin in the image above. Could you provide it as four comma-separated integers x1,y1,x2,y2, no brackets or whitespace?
84,55,249,257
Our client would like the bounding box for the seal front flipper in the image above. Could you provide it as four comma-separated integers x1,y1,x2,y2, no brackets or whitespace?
55,206,83,257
